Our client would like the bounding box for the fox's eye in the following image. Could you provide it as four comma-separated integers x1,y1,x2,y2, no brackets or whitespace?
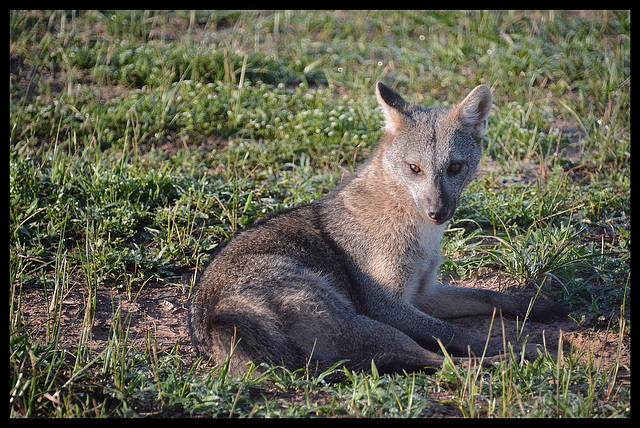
448,162,462,175
409,164,421,174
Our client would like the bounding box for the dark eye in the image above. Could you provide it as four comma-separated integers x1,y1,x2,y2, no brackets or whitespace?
409,164,421,174
448,162,463,175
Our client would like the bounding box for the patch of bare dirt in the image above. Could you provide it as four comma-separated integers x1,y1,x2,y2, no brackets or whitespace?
17,276,199,366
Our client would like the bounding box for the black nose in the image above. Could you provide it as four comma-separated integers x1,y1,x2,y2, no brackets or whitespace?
428,206,449,223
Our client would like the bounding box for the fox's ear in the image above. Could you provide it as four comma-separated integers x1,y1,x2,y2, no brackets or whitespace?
452,85,492,141
376,82,411,135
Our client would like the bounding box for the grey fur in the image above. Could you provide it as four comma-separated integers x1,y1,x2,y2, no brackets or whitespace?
188,82,568,377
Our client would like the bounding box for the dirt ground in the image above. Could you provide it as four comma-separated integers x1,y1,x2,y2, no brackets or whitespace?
18,269,630,403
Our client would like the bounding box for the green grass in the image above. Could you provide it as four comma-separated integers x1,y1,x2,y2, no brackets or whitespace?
10,10,629,417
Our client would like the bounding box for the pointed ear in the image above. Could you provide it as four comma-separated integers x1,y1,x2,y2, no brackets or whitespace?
452,85,492,141
375,81,411,135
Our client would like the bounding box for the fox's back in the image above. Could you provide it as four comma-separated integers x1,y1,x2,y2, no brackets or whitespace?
198,202,346,286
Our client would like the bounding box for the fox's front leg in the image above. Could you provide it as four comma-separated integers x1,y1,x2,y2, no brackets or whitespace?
364,290,502,357
412,279,569,321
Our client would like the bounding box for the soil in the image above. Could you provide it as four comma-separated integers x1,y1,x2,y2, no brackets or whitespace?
17,268,630,416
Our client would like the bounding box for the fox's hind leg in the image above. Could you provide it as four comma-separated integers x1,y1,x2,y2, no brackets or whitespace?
192,273,448,376
328,315,447,374
207,305,447,376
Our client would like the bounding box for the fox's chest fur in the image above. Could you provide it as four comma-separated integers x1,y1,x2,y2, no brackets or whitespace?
401,221,446,302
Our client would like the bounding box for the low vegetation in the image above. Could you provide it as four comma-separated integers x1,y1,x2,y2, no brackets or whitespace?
10,10,629,417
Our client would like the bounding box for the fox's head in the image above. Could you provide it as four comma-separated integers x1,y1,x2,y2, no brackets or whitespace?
374,82,492,225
